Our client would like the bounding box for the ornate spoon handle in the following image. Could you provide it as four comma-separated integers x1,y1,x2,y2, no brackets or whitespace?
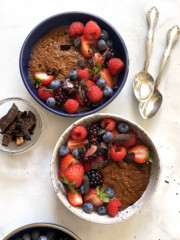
156,25,180,87
144,7,159,71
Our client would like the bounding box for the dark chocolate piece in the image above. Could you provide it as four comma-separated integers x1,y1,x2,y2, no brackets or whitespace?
60,42,72,50
74,37,81,47
114,134,134,145
123,153,135,163
100,142,108,149
91,160,109,170
83,175,90,195
88,58,95,68
0,103,18,132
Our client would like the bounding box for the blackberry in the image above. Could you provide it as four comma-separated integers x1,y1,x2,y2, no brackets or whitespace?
86,169,103,188
54,88,68,108
86,122,103,145
61,80,79,96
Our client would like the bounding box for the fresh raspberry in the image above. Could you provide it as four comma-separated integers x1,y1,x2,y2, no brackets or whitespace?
108,58,124,76
71,125,87,141
78,68,92,80
101,118,116,131
122,131,137,147
110,145,126,161
128,145,149,164
64,99,79,114
87,85,103,103
38,86,53,101
69,21,84,38
84,21,101,40
107,199,121,217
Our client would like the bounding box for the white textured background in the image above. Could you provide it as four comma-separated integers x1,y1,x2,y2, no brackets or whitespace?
0,0,180,239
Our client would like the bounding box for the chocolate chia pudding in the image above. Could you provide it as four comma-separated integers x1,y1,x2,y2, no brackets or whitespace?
28,20,125,114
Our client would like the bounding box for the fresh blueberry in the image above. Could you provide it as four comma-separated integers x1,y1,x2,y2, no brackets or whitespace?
69,71,78,80
58,145,69,156
72,148,80,159
103,131,113,142
100,30,109,41
103,86,113,98
117,122,130,134
105,188,115,198
31,229,40,240
22,233,31,240
38,236,47,240
97,205,107,215
50,80,60,90
78,184,85,195
46,97,56,107
46,231,55,240
83,202,93,213
96,79,106,89
106,39,113,48
98,39,107,50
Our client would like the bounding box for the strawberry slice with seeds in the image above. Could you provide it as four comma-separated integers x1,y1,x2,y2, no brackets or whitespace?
100,68,113,88
128,145,149,164
80,36,97,59
67,137,88,152
34,72,54,86
68,189,83,207
58,154,80,178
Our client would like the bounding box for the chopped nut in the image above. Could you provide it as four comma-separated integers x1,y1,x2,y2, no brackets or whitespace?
16,137,24,146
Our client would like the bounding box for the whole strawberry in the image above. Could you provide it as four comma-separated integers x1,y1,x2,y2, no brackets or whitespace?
107,199,121,217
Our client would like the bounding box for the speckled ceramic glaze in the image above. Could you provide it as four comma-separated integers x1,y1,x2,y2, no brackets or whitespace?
51,113,161,224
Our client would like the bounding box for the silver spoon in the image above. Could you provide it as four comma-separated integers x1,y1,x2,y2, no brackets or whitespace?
139,25,180,119
133,7,159,103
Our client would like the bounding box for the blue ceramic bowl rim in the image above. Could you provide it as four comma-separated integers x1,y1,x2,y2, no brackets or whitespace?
19,11,129,118
3,222,81,240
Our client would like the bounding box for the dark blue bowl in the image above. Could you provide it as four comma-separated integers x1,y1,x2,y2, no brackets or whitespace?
20,11,129,117
3,222,80,240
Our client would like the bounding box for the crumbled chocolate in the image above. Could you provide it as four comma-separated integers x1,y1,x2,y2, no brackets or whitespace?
98,129,106,135
100,142,108,149
123,153,135,163
91,160,109,170
60,42,72,50
74,37,81,47
0,103,18,132
94,73,101,81
88,58,95,68
114,134,134,145
83,175,90,195
47,68,60,76
77,58,86,69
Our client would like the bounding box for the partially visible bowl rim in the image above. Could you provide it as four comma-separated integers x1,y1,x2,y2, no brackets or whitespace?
3,222,80,240
0,97,42,155
19,11,129,118
51,113,161,224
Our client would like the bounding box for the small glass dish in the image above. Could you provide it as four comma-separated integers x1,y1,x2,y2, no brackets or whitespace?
0,97,42,154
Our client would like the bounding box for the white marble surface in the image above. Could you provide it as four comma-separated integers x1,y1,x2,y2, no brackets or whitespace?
0,0,180,239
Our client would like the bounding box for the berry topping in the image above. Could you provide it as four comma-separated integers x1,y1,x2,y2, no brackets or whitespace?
34,72,54,86
54,88,68,108
100,68,113,88
46,97,56,107
93,52,104,66
110,145,126,161
101,118,116,131
58,154,80,178
84,21,101,40
80,36,97,59
83,160,93,171
103,131,113,142
50,80,60,90
97,205,107,215
105,188,115,198
78,184,86,195
64,99,79,114
71,126,87,141
38,86,53,101
69,70,78,80
108,58,124,76
87,85,103,103
128,145,149,164
85,80,96,87
62,163,84,188
83,187,109,207
122,130,137,147
100,30,109,41
98,39,107,51
78,68,92,80
86,169,103,188
67,137,88,152
85,145,97,157
68,189,83,207
69,21,84,38
58,145,69,157
103,86,113,98
72,148,81,160
96,79,106,89
74,92,86,107
117,122,130,134
107,199,121,217
83,202,93,213
106,39,113,48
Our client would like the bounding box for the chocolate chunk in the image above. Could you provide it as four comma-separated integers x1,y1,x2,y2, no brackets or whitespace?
88,58,95,68
100,142,108,149
60,42,72,50
2,134,12,146
47,68,60,76
123,153,135,163
94,73,101,81
83,175,90,195
74,37,81,47
98,129,106,135
92,160,109,170
77,58,86,69
114,134,134,145
78,146,86,155
88,49,94,56
0,103,18,132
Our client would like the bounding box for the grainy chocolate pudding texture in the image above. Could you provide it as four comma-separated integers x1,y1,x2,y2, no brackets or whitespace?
101,160,151,210
29,26,86,80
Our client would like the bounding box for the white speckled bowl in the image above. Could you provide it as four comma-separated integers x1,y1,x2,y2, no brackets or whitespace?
51,113,160,224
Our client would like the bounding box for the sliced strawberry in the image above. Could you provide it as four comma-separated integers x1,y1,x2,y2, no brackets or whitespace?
80,36,97,59
85,80,96,87
38,86,53,101
34,72,54,86
93,52,104,66
85,145,97,157
63,163,84,188
67,137,88,152
68,189,83,207
78,68,92,80
74,92,86,107
128,145,149,164
58,154,80,178
100,68,113,88
122,130,137,147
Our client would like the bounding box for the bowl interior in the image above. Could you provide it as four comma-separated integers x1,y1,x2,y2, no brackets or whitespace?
0,98,42,154
20,12,129,117
51,113,160,224
3,223,80,240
